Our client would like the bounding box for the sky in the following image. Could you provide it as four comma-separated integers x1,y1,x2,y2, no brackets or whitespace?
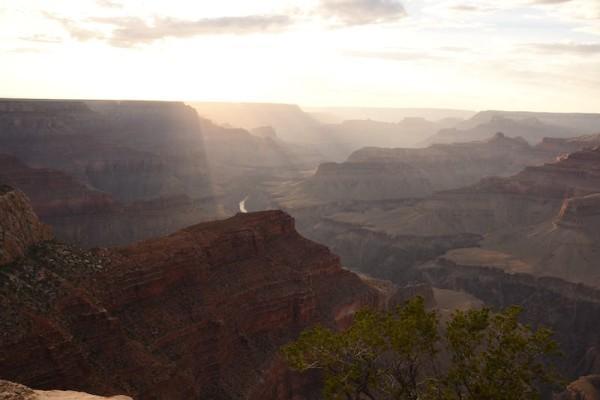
1,0,600,112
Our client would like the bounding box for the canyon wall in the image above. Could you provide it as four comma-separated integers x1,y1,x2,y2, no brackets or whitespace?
0,202,386,399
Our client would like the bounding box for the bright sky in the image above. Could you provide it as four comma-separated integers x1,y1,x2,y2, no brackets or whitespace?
1,0,600,112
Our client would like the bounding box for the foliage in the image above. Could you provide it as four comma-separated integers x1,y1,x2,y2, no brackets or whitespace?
281,297,561,400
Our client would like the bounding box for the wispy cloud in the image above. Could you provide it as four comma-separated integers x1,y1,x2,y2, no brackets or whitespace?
529,0,573,4
98,15,294,46
96,0,122,8
344,49,444,61
525,42,600,55
19,34,63,44
43,0,408,47
44,12,99,41
45,14,294,47
318,0,406,26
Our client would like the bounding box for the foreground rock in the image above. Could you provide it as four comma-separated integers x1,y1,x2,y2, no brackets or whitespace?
557,376,600,400
0,380,131,400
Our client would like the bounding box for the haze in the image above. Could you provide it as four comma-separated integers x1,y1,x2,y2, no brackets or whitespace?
2,0,600,112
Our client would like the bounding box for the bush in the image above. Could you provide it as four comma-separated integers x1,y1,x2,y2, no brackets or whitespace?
282,297,561,400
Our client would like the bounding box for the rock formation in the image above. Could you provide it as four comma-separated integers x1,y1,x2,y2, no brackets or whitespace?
0,197,386,399
557,376,600,400
0,186,51,265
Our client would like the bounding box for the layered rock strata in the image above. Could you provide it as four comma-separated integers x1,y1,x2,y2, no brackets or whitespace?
0,205,384,399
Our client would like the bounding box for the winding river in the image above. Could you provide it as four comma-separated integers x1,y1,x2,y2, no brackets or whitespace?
239,196,249,213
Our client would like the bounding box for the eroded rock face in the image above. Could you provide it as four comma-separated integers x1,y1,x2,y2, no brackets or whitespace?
0,209,383,399
556,194,600,232
0,186,51,265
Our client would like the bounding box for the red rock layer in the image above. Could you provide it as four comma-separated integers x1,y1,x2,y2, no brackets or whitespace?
0,210,382,399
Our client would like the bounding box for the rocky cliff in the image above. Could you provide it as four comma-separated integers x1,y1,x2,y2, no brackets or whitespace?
0,206,385,399
0,186,51,265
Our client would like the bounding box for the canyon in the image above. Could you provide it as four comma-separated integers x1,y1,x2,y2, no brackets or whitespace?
0,99,322,247
3,98,600,398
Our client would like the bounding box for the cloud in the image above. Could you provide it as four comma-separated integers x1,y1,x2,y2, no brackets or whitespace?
43,1,408,47
529,0,573,4
44,12,100,41
318,0,406,26
19,34,63,44
96,0,122,8
525,42,600,55
46,14,294,47
449,4,484,12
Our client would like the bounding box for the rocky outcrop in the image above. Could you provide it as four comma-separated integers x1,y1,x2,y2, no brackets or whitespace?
556,194,600,232
0,186,51,265
536,134,600,156
0,380,132,400
557,376,600,400
0,209,384,399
